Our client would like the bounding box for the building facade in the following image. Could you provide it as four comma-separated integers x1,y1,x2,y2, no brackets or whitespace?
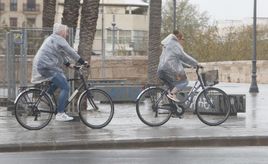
56,0,149,56
216,17,268,36
0,0,43,28
0,0,149,56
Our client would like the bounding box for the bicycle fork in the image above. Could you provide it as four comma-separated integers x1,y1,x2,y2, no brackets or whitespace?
202,90,215,109
86,91,98,111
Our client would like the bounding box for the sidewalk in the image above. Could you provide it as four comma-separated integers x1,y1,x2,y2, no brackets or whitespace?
0,83,268,152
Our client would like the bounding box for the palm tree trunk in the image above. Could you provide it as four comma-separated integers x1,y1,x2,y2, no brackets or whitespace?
78,0,100,67
42,0,56,28
148,0,162,84
62,0,80,38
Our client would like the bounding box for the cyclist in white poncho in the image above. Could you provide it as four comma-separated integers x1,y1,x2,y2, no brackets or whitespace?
157,30,200,102
31,23,88,121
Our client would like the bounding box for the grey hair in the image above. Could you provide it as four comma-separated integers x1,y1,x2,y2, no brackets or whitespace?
53,23,68,35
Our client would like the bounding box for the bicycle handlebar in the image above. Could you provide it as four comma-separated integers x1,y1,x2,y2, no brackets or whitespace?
73,63,90,70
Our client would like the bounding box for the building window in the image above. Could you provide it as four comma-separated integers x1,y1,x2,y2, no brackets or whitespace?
132,7,147,15
125,6,148,15
27,0,36,10
27,18,35,27
10,17,17,27
119,30,131,44
0,0,4,11
10,0,17,11
133,30,148,50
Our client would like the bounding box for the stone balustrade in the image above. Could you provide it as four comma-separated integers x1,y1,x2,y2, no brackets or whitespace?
0,55,267,84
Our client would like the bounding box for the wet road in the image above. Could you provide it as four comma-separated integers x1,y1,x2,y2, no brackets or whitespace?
1,147,268,164
0,83,268,151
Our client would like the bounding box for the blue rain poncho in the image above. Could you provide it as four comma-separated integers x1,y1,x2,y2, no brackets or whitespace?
31,24,82,83
157,34,198,86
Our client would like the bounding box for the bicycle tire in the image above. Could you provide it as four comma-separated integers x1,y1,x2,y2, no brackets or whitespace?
78,89,114,129
136,87,172,127
195,87,231,126
14,88,54,130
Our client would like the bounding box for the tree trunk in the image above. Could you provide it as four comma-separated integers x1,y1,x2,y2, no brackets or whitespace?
78,0,100,73
147,0,162,84
62,0,80,38
42,0,56,28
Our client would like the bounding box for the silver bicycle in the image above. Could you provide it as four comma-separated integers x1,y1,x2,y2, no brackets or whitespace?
136,66,231,126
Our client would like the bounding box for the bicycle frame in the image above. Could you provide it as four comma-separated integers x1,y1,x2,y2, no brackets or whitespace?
136,66,230,127
176,66,214,109
50,66,98,112
136,66,211,113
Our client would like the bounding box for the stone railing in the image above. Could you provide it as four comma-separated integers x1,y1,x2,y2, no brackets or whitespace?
91,56,268,84
1,55,267,85
186,60,268,84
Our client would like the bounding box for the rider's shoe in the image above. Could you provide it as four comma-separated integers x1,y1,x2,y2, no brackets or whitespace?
55,113,73,121
167,93,180,102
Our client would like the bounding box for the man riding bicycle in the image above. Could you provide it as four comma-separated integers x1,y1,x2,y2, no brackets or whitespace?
31,23,88,121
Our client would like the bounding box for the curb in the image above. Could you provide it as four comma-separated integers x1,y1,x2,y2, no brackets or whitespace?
1,136,268,152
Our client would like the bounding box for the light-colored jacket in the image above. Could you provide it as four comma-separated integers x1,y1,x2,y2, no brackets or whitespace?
157,34,198,82
31,34,81,83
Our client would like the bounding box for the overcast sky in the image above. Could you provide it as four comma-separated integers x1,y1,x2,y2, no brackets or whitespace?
163,0,268,21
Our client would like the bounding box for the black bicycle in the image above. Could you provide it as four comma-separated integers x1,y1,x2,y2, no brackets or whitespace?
14,65,114,130
136,66,231,126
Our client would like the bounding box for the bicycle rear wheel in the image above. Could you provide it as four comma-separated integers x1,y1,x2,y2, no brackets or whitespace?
78,89,114,129
195,87,231,126
136,87,172,127
14,89,54,130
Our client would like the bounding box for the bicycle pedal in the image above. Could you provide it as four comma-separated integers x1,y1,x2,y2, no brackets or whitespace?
174,104,184,115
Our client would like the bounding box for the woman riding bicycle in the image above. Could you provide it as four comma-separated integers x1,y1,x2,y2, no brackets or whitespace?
157,30,200,102
31,23,88,122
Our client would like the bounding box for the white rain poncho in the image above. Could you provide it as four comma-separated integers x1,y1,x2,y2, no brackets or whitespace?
31,23,82,83
157,34,198,86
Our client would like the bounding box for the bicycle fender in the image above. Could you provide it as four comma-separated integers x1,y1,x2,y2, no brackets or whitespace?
14,88,55,110
14,88,39,104
135,86,159,102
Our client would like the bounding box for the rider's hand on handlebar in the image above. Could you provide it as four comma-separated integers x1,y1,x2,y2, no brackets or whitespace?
83,61,90,68
192,64,203,69
69,63,75,69
198,64,204,69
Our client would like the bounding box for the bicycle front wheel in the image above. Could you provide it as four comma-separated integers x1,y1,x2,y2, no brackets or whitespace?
136,87,172,127
78,89,114,129
195,87,231,126
14,89,54,130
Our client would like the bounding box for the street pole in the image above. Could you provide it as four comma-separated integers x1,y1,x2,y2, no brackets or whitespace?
112,14,116,55
173,0,176,31
249,0,259,93
101,0,106,78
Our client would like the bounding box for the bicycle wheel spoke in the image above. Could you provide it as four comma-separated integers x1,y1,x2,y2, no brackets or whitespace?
15,89,53,130
136,87,172,127
79,89,114,129
195,87,230,126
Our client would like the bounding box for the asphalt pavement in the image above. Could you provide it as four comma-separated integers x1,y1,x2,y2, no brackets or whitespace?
0,83,268,152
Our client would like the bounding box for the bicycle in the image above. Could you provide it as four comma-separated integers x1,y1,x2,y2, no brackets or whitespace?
136,66,231,127
14,65,114,130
